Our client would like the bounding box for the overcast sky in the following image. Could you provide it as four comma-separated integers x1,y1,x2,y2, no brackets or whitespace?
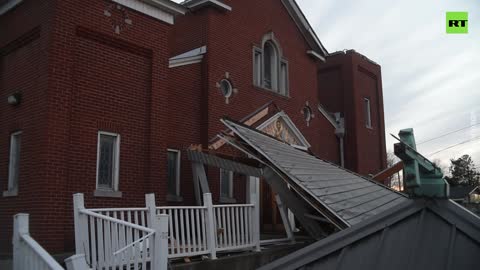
295,0,480,168
174,0,480,168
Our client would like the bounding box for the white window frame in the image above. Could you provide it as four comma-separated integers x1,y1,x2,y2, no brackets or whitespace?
95,131,120,194
167,149,181,199
4,131,22,197
252,32,289,97
279,59,289,96
219,169,234,201
253,46,263,87
364,98,372,129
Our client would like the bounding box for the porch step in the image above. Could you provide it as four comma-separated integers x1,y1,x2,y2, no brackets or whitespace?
170,241,311,270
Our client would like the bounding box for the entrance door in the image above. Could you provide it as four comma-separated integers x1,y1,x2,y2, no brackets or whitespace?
260,179,284,233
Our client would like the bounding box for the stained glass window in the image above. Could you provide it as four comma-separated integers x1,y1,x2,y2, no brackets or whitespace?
97,133,119,190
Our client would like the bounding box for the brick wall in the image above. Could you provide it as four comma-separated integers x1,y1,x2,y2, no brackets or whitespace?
319,50,387,175
0,0,54,255
0,0,387,255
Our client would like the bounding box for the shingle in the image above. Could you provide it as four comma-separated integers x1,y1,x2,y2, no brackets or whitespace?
224,119,408,226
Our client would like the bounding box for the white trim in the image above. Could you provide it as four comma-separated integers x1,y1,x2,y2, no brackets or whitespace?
6,131,22,195
0,0,22,16
279,59,289,96
257,111,311,148
317,104,339,128
252,46,263,87
167,149,181,197
307,50,326,62
280,0,328,56
112,0,182,25
143,0,187,15
255,32,289,96
184,0,232,11
219,169,234,200
169,46,207,68
96,131,120,193
469,186,479,195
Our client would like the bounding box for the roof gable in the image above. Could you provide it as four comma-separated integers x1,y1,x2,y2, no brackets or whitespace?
258,199,480,270
256,111,311,149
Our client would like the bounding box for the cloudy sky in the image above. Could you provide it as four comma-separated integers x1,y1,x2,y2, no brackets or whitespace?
297,0,480,169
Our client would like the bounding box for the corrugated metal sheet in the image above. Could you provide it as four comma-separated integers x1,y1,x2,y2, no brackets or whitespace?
258,199,480,270
223,119,408,227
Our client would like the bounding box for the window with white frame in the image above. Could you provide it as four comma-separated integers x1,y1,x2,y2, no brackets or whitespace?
364,98,372,128
220,169,233,200
253,33,289,96
7,131,21,193
167,149,181,198
96,132,120,191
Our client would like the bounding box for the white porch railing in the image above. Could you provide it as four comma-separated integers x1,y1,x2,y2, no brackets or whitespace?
74,194,168,270
13,213,89,270
73,193,260,265
13,214,64,270
213,204,256,251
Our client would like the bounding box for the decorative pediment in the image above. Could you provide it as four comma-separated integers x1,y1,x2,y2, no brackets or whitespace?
257,111,310,149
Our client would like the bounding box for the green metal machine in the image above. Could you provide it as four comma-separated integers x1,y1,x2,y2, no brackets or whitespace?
394,128,450,198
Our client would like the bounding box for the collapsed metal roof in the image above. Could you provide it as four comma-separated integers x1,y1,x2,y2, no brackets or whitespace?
258,199,480,270
222,119,408,228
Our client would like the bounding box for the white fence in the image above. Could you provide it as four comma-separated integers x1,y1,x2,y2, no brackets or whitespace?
213,204,256,252
74,194,168,270
73,192,260,267
12,214,89,270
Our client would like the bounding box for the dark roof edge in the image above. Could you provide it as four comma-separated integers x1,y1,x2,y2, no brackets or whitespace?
258,199,422,270
328,49,380,67
280,0,328,56
258,199,480,270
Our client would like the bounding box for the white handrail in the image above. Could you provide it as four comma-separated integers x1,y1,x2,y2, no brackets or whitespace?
20,234,64,270
157,206,207,210
80,208,154,233
13,214,66,270
89,207,148,212
214,204,254,208
112,231,154,255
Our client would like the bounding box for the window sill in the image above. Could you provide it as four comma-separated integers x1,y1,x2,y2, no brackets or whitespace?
253,85,290,99
166,194,184,202
219,197,237,204
94,190,123,198
3,190,18,197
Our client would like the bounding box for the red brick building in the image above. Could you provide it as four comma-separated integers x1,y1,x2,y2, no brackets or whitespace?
0,0,387,255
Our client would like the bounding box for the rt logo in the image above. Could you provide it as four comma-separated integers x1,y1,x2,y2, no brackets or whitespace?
446,12,468,34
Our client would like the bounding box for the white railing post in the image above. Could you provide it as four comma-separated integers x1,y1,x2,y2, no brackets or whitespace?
73,193,88,256
203,193,217,259
151,214,169,270
13,213,29,270
252,194,261,252
145,193,157,228
65,254,89,270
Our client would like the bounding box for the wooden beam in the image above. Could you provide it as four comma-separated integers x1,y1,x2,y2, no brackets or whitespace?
372,162,404,183
263,168,326,239
192,162,211,205
209,106,269,150
275,194,295,243
187,150,263,177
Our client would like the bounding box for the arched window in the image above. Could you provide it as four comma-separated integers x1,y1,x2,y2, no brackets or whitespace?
253,33,289,96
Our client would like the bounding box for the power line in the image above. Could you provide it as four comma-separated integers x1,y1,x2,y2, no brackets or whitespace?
417,123,480,145
428,135,480,156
